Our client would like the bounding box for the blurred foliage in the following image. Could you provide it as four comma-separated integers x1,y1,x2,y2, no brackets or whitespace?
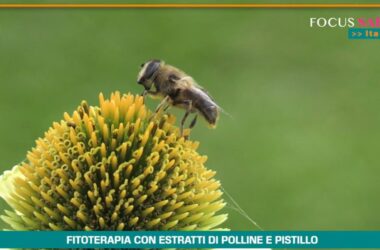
0,8,379,238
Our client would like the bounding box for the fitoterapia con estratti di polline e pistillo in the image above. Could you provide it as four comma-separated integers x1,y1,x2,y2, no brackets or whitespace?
0,59,228,231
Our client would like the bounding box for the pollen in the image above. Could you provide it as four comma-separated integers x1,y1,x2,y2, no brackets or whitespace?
0,91,227,231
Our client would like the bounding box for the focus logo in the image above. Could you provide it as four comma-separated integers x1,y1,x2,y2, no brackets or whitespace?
309,17,380,40
309,17,355,28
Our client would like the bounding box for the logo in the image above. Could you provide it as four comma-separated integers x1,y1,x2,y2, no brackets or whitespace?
309,17,355,28
309,17,380,40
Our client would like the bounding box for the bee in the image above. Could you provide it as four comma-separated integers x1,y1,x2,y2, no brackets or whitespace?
137,59,220,136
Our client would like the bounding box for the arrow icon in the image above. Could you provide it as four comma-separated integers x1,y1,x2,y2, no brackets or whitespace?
351,31,362,38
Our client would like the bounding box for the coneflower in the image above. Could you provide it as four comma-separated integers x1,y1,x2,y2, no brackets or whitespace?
0,92,227,231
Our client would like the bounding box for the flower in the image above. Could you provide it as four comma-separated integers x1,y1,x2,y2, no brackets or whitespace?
0,92,227,231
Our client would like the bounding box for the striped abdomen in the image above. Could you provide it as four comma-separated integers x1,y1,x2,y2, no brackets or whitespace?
188,88,220,127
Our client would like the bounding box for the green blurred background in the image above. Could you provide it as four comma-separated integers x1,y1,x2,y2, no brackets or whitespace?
0,7,379,235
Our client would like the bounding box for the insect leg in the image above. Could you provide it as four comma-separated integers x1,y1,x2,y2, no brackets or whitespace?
141,89,161,104
180,100,192,137
155,95,171,114
189,114,198,129
163,104,171,112
142,89,160,97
